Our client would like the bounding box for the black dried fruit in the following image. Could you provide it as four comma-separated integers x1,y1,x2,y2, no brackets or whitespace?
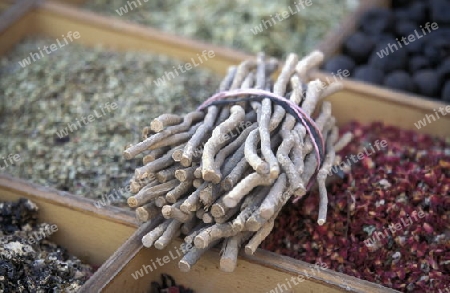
368,42,408,73
383,70,416,93
360,8,395,35
369,34,396,46
442,81,450,102
409,55,431,73
394,8,410,21
407,1,429,24
431,0,450,25
413,70,442,97
404,31,428,54
424,38,450,66
323,55,356,74
437,58,450,81
353,66,384,85
395,20,417,38
391,0,410,9
343,32,374,63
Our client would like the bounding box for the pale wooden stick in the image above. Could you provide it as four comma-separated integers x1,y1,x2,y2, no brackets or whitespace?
179,239,221,272
220,232,253,272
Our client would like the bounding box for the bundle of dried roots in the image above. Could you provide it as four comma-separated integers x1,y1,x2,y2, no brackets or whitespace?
124,51,353,272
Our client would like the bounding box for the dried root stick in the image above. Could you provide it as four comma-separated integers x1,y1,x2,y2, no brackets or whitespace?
150,113,183,133
221,156,249,191
277,129,304,195
181,217,198,235
209,122,256,182
202,105,245,183
220,232,253,272
221,143,246,178
258,173,288,220
143,147,170,164
259,97,279,179
295,51,324,81
317,126,338,225
166,180,193,204
245,216,276,255
223,172,273,208
162,204,193,223
184,223,209,245
269,53,299,131
245,129,269,174
175,165,197,182
134,148,176,180
181,107,219,167
333,132,353,152
199,183,220,208
179,239,221,272
156,165,178,183
142,219,171,248
180,183,206,213
136,202,160,222
128,179,178,207
124,111,203,159
154,220,182,249
155,196,167,207
150,126,199,150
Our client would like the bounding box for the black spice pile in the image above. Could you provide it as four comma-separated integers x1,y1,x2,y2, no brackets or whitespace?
262,122,450,292
323,0,450,102
0,198,93,292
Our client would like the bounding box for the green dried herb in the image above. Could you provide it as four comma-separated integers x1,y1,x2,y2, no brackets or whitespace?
84,0,358,57
0,37,220,204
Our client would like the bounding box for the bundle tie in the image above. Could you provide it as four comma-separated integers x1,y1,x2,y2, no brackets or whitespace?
198,89,326,198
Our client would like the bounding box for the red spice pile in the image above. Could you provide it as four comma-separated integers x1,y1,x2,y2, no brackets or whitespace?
262,121,450,292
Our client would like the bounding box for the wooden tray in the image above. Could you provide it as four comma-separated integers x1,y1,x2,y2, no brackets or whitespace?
0,1,448,292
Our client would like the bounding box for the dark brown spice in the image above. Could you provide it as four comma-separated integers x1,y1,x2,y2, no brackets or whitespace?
0,198,93,292
262,121,450,292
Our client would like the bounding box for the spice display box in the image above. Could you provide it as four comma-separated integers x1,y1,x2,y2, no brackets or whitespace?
0,1,448,292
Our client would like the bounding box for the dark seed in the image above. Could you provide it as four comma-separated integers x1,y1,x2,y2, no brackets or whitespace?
353,66,384,85
430,0,450,25
424,38,450,66
437,58,450,81
442,81,450,102
360,8,395,35
407,1,429,24
343,32,375,63
409,56,431,73
323,55,356,75
368,42,408,73
383,70,415,93
395,20,417,38
413,70,442,98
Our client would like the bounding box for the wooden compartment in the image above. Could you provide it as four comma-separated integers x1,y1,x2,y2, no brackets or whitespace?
86,233,397,293
0,1,448,292
0,174,137,284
